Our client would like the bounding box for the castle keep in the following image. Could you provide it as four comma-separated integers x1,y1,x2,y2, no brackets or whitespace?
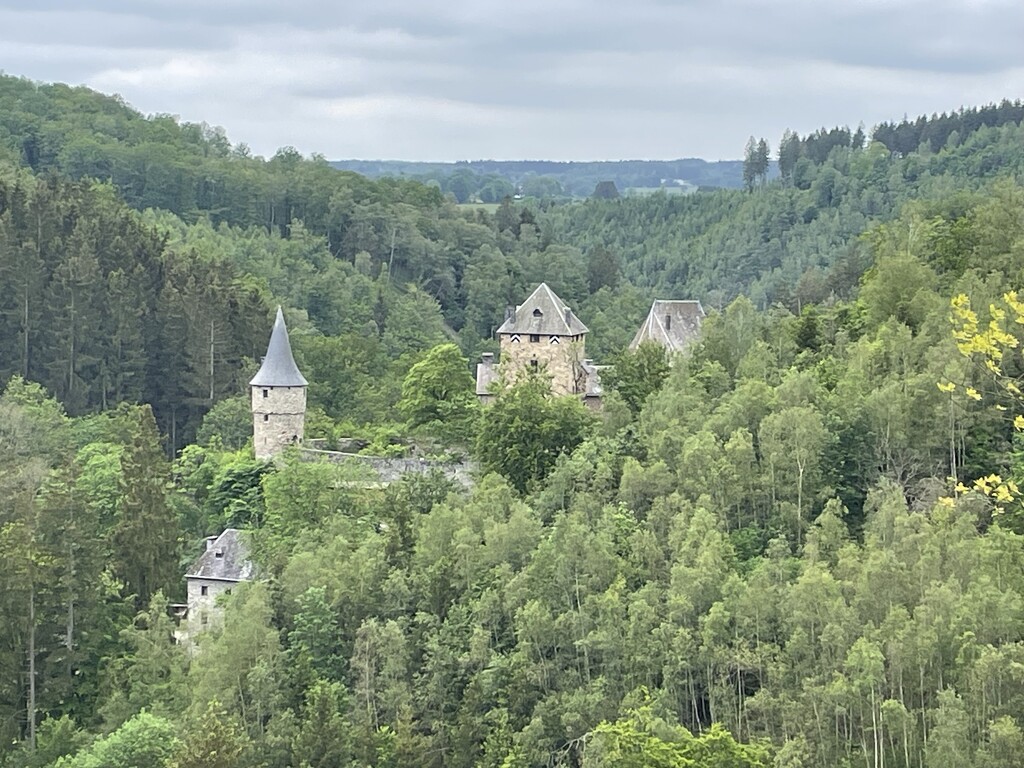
251,307,307,459
476,283,600,404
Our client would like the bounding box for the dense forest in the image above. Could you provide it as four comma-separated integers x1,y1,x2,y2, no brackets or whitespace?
3,73,1024,767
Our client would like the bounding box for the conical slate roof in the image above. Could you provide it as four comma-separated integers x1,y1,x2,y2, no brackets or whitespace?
250,307,308,387
496,283,589,336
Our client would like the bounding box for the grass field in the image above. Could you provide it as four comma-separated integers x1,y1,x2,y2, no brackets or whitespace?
457,202,501,213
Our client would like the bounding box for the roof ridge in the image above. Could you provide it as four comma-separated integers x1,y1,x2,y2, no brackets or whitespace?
539,283,573,334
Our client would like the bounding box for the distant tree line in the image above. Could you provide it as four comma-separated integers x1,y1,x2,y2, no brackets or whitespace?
873,99,1024,155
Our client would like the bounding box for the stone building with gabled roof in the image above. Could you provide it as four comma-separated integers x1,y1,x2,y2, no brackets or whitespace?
630,299,706,354
476,283,600,403
183,528,254,634
251,307,308,459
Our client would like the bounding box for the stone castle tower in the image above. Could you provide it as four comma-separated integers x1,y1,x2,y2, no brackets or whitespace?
251,307,308,459
476,283,600,404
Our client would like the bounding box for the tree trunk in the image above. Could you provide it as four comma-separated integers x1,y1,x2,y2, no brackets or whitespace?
797,462,805,546
28,582,36,750
22,290,29,378
209,319,215,402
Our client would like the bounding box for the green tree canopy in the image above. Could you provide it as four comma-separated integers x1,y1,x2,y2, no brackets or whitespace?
475,375,595,494
602,341,671,415
397,343,478,443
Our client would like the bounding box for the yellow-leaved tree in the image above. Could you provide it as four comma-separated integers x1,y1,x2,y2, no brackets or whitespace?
947,291,1024,509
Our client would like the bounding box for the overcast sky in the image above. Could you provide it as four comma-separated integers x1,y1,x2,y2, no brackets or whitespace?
2,0,1022,161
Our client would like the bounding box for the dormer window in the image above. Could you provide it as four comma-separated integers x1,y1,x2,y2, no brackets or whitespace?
215,550,224,559
665,315,672,331
533,308,543,317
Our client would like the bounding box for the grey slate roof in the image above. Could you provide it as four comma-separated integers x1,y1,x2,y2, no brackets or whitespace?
629,300,706,352
496,283,589,337
250,307,308,387
185,528,255,582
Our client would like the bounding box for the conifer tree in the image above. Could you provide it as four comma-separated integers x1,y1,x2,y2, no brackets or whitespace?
112,405,180,608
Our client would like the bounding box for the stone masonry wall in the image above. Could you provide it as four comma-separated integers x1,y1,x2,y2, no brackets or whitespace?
498,334,586,396
300,448,476,487
186,577,235,631
252,385,306,459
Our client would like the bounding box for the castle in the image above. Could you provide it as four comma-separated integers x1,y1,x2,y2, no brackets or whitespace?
247,289,705,457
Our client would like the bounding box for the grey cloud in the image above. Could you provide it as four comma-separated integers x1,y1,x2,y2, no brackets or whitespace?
1,0,1023,159
0,8,227,52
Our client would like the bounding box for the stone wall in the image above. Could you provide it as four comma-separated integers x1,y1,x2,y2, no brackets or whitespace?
252,385,306,459
186,577,236,632
300,448,476,487
498,334,587,395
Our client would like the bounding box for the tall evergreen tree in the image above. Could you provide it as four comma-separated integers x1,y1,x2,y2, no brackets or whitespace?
112,405,180,608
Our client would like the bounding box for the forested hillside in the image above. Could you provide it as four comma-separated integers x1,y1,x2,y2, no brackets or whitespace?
3,75,1024,768
546,100,1024,308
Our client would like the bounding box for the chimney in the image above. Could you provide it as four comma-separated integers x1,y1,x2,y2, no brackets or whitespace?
584,358,593,367
564,307,572,327
205,535,218,551
504,305,515,323
481,352,494,364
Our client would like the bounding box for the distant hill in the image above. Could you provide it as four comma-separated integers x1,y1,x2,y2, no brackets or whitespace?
329,158,749,199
